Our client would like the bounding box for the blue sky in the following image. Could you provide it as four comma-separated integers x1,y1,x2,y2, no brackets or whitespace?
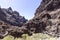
0,0,42,19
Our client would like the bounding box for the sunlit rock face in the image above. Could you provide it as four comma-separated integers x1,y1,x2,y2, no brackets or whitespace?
0,7,27,26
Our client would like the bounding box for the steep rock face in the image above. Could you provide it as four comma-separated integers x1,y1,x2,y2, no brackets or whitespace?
0,7,27,26
21,0,60,37
35,0,60,16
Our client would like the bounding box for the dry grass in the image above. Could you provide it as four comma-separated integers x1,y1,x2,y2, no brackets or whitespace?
2,33,58,40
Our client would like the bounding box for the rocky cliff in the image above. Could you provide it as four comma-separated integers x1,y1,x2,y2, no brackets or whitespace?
0,7,27,26
0,7,27,38
35,0,60,16
0,0,60,39
21,0,60,37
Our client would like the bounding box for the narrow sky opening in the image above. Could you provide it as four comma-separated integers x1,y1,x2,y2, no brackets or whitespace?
0,0,42,20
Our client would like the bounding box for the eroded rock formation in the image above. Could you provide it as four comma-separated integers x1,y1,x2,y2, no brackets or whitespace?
21,0,60,37
0,7,27,38
0,7,27,26
0,0,60,38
